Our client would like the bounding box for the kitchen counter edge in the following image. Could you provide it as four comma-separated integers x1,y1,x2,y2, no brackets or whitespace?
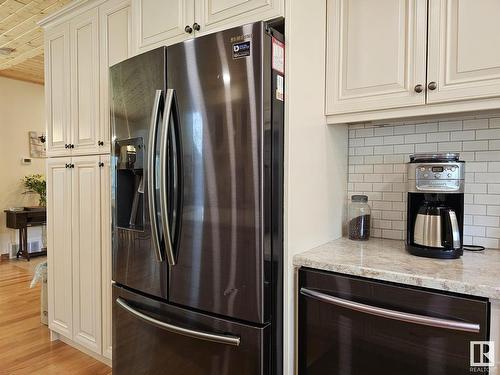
293,237,500,301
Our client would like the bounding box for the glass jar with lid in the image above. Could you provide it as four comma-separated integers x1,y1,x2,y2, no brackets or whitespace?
348,195,371,240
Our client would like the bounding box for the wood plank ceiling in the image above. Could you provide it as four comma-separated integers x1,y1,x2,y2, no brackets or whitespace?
0,0,71,85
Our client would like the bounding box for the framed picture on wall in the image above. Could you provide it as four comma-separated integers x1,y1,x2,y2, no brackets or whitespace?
29,131,46,158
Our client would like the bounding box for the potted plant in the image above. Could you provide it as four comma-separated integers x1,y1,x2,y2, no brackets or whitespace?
22,174,46,207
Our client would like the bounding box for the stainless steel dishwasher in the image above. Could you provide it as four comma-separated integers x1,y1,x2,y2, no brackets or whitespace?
298,268,490,375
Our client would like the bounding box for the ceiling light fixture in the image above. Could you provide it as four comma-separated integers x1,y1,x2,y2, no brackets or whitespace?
0,47,16,56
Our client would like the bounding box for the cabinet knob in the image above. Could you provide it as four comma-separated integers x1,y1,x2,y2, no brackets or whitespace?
65,163,69,168
70,163,74,168
64,144,69,149
99,162,104,168
184,25,193,34
98,141,104,146
414,84,424,93
428,81,437,91
193,23,200,32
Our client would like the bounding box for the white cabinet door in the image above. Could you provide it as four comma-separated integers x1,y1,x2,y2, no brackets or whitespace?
70,8,100,155
100,0,132,152
99,155,112,360
132,0,194,53
194,0,283,35
45,24,71,157
47,158,73,339
71,156,102,354
427,0,500,103
325,0,427,115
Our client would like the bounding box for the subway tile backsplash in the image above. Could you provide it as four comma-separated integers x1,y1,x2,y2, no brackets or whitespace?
347,114,500,249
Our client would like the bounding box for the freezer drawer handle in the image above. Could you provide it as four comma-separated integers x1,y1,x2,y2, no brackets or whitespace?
116,298,241,346
300,288,480,333
147,90,164,262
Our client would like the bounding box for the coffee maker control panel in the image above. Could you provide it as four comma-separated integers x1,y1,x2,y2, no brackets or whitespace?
408,162,465,193
416,164,461,180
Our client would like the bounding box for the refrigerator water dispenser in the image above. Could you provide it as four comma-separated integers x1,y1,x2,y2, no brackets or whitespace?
116,138,144,230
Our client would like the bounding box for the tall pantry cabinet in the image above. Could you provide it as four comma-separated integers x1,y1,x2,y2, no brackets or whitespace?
41,0,131,362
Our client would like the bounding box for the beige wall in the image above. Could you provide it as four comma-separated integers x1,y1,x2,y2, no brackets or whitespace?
0,76,45,253
284,1,348,373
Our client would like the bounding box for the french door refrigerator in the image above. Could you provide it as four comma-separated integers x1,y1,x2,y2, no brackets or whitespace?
110,21,284,375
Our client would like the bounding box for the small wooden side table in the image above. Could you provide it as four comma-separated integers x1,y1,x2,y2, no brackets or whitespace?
4,207,47,261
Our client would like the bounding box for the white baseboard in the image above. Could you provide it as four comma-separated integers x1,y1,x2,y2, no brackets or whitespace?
51,330,112,367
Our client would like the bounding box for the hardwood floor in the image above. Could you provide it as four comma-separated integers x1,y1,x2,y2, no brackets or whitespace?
0,259,111,374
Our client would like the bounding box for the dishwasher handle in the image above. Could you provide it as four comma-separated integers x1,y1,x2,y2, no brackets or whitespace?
300,287,480,333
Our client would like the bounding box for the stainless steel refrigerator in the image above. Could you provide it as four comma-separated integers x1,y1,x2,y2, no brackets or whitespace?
110,21,284,375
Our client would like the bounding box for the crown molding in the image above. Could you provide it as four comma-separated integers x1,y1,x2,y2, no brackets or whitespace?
38,0,106,27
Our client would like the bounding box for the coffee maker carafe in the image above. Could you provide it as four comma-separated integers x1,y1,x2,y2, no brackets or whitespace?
407,153,464,259
413,200,461,249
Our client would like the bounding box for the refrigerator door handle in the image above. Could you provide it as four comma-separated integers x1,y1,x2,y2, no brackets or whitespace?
171,87,183,264
160,89,176,267
116,298,241,346
148,89,164,262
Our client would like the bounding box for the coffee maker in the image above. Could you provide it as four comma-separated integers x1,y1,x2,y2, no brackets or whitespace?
406,153,465,259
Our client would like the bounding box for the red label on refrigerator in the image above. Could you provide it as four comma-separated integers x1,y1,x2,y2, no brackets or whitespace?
272,37,285,74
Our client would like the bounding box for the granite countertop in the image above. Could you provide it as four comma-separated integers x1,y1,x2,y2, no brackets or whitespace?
293,237,500,300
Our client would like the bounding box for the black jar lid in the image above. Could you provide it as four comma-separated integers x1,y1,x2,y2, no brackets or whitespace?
351,195,368,203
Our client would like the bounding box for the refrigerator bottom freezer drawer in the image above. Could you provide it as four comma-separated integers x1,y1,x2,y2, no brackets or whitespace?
113,285,270,375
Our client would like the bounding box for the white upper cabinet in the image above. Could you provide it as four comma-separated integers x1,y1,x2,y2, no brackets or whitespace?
132,0,194,52
194,0,283,35
45,24,71,157
100,0,132,151
71,155,102,354
427,0,500,103
47,158,73,339
326,0,427,115
44,0,132,155
70,8,100,155
326,0,500,123
131,0,283,52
